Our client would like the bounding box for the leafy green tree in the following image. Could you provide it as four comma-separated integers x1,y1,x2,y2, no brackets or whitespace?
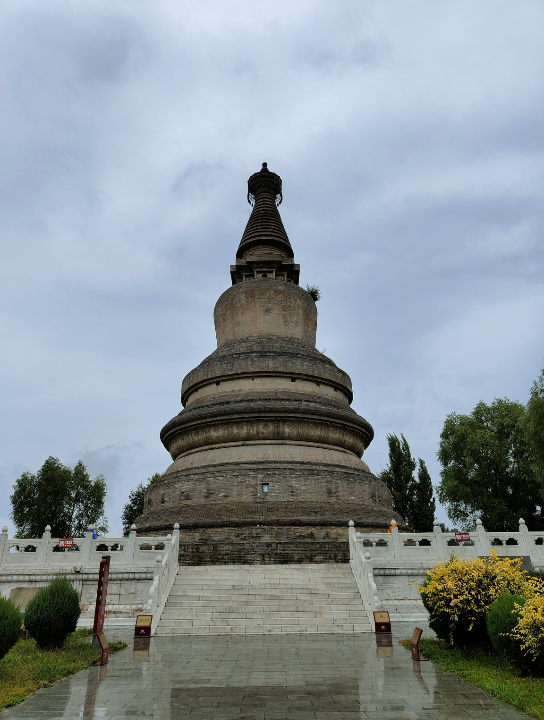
379,434,415,523
121,472,161,535
379,434,435,531
437,398,541,532
410,459,436,532
10,457,108,539
525,363,544,488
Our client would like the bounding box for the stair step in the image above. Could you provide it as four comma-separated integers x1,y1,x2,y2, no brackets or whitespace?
155,564,371,635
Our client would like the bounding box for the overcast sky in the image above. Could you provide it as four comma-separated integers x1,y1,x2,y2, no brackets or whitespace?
1,0,543,538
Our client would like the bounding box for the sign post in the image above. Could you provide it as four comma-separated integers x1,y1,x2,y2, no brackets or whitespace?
373,610,391,634
93,555,111,665
135,614,153,638
410,627,428,661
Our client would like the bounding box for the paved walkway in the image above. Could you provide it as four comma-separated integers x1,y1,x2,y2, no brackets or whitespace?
1,624,529,720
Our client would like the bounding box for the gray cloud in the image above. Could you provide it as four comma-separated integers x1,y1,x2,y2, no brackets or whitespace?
1,0,543,535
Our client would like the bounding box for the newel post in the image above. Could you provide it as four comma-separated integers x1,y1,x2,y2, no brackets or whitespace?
80,525,95,565
0,526,8,566
433,518,447,561
475,519,491,556
518,518,531,558
172,522,180,557
37,525,51,566
126,524,137,563
390,520,402,559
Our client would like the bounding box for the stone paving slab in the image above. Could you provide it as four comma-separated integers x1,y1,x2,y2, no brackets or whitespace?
1,623,530,720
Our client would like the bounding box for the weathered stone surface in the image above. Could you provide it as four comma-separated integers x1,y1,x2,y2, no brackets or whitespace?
215,280,317,347
135,163,407,560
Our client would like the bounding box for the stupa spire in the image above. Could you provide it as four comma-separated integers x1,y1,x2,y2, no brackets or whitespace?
230,163,300,285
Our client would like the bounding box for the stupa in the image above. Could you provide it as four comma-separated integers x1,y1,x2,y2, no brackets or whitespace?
136,163,406,563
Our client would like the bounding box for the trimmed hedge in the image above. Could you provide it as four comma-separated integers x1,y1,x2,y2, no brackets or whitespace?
24,576,81,650
0,597,23,659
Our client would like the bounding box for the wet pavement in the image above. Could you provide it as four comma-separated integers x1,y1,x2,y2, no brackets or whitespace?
1,623,529,719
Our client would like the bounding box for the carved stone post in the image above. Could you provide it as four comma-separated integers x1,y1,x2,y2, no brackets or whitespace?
475,519,490,556
80,525,95,565
433,518,447,561
0,526,8,566
390,520,402,560
518,518,531,559
37,525,51,566
125,524,137,564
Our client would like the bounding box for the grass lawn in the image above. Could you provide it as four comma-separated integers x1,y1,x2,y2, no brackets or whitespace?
401,638,544,720
0,628,126,711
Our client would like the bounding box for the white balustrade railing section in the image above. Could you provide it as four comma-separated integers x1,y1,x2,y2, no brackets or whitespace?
349,517,544,623
0,522,180,634
350,518,544,567
348,521,381,616
0,524,179,569
142,530,180,635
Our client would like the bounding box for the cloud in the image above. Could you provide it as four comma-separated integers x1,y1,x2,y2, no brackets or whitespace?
0,0,542,534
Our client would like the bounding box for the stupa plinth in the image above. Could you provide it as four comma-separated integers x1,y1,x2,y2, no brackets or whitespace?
135,163,406,563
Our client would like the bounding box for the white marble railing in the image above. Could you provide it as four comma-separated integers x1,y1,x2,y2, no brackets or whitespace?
349,518,544,622
142,531,180,635
350,518,544,566
0,523,177,569
0,523,180,632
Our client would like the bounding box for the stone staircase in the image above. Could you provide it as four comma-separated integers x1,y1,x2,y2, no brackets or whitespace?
154,563,372,635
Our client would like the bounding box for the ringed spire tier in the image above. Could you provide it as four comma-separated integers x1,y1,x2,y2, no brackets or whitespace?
135,163,405,564
231,162,299,285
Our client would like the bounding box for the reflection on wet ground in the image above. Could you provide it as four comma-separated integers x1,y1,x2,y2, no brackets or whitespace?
1,623,528,719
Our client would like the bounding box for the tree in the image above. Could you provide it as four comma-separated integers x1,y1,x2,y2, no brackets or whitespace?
410,459,436,532
10,456,108,538
379,434,415,523
121,472,161,535
525,363,544,488
437,398,541,532
379,434,436,531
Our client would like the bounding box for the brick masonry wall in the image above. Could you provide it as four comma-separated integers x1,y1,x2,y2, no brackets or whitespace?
174,525,383,564
144,464,393,511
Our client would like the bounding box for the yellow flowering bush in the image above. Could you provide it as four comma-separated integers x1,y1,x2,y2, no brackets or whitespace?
524,575,544,598
510,595,544,672
419,553,524,646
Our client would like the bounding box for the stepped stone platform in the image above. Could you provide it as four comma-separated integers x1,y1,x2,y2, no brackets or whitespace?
155,563,372,635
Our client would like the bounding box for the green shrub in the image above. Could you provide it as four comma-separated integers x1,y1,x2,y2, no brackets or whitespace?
487,593,525,658
0,597,23,659
24,576,81,650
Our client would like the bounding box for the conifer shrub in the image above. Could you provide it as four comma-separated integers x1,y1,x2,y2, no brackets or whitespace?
0,596,23,659
487,593,525,658
419,554,525,646
24,576,81,650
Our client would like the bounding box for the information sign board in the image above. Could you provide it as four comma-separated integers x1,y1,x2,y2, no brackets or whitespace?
373,610,391,634
455,532,471,543
135,614,153,638
59,538,74,548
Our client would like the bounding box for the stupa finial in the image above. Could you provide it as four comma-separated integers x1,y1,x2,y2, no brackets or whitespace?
247,162,282,207
232,163,298,285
